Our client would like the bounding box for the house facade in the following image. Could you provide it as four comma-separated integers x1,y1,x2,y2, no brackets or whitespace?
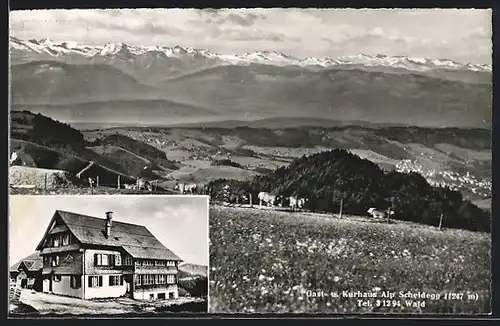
9,252,43,291
36,210,182,300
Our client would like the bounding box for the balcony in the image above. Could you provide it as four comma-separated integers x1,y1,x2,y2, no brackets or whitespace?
41,244,81,254
94,264,131,270
135,283,176,290
135,265,177,273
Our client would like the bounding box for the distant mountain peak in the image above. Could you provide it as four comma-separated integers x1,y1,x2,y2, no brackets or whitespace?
9,37,492,73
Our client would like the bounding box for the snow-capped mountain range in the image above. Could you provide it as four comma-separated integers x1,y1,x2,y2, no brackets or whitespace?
10,36,492,73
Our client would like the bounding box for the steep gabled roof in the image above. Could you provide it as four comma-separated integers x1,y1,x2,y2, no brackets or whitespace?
36,210,182,261
9,252,42,272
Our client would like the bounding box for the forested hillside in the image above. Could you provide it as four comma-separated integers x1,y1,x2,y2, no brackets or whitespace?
10,111,178,182
208,149,490,232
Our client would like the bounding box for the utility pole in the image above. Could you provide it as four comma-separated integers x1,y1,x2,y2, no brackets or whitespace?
339,198,343,219
387,197,395,224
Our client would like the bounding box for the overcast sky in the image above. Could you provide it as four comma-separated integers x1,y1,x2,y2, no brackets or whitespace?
9,195,209,267
9,8,491,64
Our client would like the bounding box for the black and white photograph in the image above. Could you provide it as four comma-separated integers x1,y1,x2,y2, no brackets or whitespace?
9,8,492,315
8,195,209,316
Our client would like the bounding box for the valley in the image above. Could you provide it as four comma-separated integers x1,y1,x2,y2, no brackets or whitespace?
9,110,491,207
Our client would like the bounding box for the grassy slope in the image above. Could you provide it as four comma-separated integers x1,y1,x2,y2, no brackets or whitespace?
209,206,490,314
10,139,136,185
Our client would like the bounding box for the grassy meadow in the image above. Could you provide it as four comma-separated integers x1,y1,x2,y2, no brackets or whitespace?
209,206,490,314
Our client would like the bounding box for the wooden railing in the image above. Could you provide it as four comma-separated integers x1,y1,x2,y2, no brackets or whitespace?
135,265,177,271
136,283,176,290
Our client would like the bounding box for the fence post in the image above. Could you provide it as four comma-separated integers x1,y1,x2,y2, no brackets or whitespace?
96,176,99,187
44,173,47,192
438,213,444,231
339,199,343,218
117,175,121,189
249,194,253,208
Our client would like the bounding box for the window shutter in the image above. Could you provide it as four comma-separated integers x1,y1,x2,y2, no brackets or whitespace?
98,276,103,287
94,254,98,266
109,254,115,266
120,276,124,285
88,276,92,287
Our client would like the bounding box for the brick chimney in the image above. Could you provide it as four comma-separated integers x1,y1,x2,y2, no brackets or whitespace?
105,211,113,238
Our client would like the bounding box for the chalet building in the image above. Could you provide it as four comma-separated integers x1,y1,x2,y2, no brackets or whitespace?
9,252,43,291
36,210,183,300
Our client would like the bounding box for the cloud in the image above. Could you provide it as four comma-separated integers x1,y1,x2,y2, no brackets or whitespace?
215,12,263,26
466,26,491,40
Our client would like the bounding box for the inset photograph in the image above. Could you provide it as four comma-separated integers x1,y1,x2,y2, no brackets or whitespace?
9,195,208,317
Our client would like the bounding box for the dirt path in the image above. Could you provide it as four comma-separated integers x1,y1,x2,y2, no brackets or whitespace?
17,290,204,315
20,291,132,314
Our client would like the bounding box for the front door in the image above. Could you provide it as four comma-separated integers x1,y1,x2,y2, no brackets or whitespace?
124,275,133,298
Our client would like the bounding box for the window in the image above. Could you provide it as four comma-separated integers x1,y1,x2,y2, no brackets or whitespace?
53,237,60,247
149,294,154,300
166,261,176,267
53,275,61,282
102,254,109,266
134,274,142,286
109,275,121,286
143,260,153,266
167,275,176,284
155,260,165,266
62,234,70,246
115,255,122,266
88,276,103,288
70,276,81,289
94,254,116,266
158,275,166,284
51,255,59,267
124,256,133,266
95,254,102,266
143,275,154,285
158,293,166,300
